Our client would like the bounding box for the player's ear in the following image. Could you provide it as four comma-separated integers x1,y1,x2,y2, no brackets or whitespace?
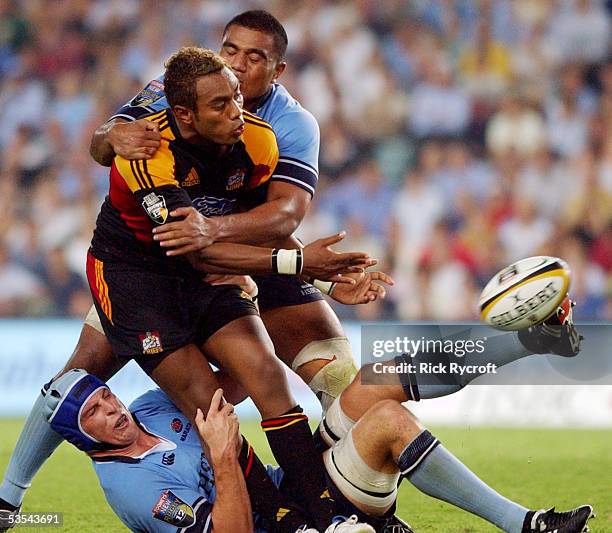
273,61,286,82
173,105,194,126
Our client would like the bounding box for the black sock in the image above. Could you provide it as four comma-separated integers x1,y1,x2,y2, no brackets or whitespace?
262,405,335,531
238,438,308,533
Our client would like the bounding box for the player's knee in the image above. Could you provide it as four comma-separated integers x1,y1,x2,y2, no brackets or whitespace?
250,354,288,391
367,399,419,435
292,337,357,412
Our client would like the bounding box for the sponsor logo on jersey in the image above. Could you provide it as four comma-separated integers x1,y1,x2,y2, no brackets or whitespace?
152,490,195,528
142,193,168,224
162,452,175,466
182,167,200,187
226,169,246,191
171,418,183,433
130,79,165,107
180,422,192,442
192,196,237,216
139,331,163,355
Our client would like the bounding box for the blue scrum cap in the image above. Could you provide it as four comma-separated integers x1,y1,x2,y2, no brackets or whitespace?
46,369,109,452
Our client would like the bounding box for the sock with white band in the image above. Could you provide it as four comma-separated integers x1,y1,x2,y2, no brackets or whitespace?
399,430,528,533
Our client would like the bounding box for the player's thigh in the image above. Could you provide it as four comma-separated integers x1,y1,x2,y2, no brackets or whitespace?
57,307,125,381
201,314,294,418
147,343,220,423
261,300,344,368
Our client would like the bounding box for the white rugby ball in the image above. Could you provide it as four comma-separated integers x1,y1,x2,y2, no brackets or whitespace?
479,256,571,331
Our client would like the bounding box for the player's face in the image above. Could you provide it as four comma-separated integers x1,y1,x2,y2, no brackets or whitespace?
220,25,286,109
192,67,245,145
80,388,140,448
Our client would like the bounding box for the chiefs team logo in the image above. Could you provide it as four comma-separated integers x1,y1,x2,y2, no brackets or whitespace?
226,169,246,191
140,331,163,355
142,192,168,224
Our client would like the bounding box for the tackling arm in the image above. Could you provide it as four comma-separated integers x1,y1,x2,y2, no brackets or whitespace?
90,118,162,167
214,182,311,245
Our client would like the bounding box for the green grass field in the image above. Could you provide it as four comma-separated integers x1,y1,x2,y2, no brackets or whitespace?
0,419,609,532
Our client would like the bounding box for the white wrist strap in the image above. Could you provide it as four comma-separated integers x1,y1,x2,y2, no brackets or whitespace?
313,279,336,295
272,249,303,275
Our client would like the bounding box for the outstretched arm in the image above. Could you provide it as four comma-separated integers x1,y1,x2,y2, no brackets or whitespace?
188,232,375,284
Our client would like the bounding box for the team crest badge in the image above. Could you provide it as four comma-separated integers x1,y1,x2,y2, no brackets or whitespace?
130,79,164,107
152,491,195,528
142,193,168,224
226,169,246,191
140,331,163,355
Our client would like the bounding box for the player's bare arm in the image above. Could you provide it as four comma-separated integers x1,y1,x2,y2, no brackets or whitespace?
195,389,253,533
90,118,162,167
189,232,376,283
154,181,311,249
214,181,311,244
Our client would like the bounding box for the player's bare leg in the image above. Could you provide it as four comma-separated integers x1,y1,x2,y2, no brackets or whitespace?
198,314,343,531
58,324,125,380
262,300,358,410
328,400,593,533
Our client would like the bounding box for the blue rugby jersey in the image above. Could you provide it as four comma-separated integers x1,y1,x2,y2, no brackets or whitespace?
91,389,281,532
112,78,320,196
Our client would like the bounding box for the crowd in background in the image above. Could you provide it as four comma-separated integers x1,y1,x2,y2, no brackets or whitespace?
0,0,610,321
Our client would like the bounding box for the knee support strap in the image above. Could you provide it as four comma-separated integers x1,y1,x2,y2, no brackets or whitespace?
292,337,358,412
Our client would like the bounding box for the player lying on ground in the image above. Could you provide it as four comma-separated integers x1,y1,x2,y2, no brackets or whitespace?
38,370,594,533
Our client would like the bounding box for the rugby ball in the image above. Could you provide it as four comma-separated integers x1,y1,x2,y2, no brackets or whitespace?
479,256,571,331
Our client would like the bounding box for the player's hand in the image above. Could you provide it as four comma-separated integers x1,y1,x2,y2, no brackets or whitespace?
205,274,258,299
107,119,161,160
153,206,220,255
302,231,377,284
331,271,394,305
195,389,240,464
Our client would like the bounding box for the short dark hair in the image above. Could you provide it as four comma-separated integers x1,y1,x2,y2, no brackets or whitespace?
223,10,288,60
164,47,227,111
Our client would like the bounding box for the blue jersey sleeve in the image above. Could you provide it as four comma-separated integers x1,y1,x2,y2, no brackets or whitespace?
111,75,169,122
271,108,320,197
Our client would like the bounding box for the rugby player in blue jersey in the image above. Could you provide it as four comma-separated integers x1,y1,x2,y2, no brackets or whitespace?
40,370,593,533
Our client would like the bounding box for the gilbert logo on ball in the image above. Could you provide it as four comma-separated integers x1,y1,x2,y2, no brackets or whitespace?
479,256,571,331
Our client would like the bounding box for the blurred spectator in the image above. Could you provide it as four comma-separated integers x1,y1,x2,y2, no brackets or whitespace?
458,18,513,100
498,196,553,262
547,0,610,65
321,159,394,240
0,241,47,316
485,93,546,157
43,247,89,317
408,58,471,138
